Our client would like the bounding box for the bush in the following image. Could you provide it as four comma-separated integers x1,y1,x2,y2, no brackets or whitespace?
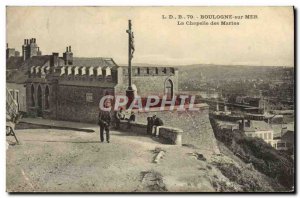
212,161,273,192
210,118,294,190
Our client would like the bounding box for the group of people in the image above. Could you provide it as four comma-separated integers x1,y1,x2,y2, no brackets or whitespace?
115,108,135,130
98,107,164,143
147,115,164,137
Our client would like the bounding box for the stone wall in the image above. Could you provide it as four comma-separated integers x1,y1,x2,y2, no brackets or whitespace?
132,104,220,154
115,68,179,97
26,81,115,123
55,85,114,123
118,120,183,145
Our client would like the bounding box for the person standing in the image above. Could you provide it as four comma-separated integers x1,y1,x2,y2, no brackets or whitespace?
98,110,112,143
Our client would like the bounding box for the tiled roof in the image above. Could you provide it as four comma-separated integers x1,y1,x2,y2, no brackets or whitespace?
6,57,23,69
7,56,118,83
6,55,52,83
21,55,51,68
6,70,27,83
72,57,118,68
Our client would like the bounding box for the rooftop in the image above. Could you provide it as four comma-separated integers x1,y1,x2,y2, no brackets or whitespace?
72,57,118,68
244,120,273,132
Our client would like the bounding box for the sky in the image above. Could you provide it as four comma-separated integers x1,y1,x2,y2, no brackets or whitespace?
6,6,294,66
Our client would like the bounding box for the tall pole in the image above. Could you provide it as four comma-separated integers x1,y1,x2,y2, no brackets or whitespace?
127,20,132,90
126,20,135,108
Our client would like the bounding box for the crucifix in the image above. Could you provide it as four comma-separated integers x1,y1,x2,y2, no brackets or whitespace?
126,20,135,108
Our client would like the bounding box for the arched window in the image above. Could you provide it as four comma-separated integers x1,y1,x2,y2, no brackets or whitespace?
165,79,173,100
45,86,50,109
31,84,35,107
37,85,43,117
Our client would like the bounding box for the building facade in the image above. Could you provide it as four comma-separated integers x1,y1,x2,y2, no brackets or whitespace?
7,38,179,123
27,62,178,122
242,120,275,146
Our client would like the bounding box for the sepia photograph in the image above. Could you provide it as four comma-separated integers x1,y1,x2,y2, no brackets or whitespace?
6,6,295,192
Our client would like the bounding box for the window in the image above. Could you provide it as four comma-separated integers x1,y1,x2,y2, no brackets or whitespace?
263,133,267,140
45,86,50,109
31,84,35,107
165,79,174,100
86,93,93,102
268,133,272,140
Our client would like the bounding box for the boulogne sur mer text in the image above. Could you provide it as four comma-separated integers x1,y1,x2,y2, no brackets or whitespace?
162,14,258,26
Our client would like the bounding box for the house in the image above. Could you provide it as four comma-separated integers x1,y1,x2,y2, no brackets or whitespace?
240,120,275,146
273,124,294,151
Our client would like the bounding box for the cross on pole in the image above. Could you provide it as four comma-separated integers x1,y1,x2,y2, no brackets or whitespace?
126,20,135,108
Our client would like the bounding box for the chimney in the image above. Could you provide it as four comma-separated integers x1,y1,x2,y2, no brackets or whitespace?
24,39,26,45
63,46,73,65
22,46,25,60
51,53,59,67
37,47,42,56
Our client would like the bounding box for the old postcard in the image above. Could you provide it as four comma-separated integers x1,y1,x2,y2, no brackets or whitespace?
6,6,294,192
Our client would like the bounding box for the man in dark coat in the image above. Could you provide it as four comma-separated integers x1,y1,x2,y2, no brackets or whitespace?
98,110,112,143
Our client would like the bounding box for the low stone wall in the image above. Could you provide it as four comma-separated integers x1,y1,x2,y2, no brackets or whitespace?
159,127,183,145
132,104,220,154
118,120,183,145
